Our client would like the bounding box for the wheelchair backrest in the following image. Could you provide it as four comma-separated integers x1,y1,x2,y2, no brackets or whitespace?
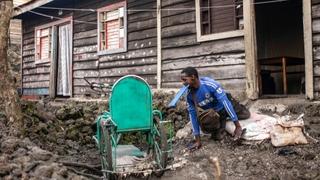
110,75,152,132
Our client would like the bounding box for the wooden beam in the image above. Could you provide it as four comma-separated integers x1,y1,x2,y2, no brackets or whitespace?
162,65,246,82
23,66,50,75
99,57,156,69
49,26,57,98
303,0,314,99
162,37,244,60
99,47,156,62
162,23,196,38
20,27,24,94
128,28,156,41
162,34,197,49
282,57,287,94
162,78,246,91
99,64,156,77
70,22,74,97
24,81,50,88
128,37,157,50
13,0,54,16
23,74,50,82
162,53,245,70
157,0,162,89
74,29,97,40
243,0,259,99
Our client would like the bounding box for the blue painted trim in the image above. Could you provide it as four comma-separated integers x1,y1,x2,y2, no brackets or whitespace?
23,88,49,95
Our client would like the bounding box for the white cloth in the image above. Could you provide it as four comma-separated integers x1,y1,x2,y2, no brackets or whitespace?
226,112,277,141
57,24,72,96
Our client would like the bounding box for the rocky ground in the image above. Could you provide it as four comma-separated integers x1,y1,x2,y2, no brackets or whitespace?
0,92,319,179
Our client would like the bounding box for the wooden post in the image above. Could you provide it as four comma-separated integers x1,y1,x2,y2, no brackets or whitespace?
20,21,23,95
282,57,287,94
244,0,259,99
156,0,162,89
303,0,314,100
49,26,58,98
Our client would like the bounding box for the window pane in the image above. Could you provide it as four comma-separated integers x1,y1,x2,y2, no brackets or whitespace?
40,36,50,59
36,29,41,37
98,2,126,53
106,19,120,49
119,17,124,27
106,9,119,21
41,28,49,36
119,7,124,17
200,0,238,35
119,28,124,38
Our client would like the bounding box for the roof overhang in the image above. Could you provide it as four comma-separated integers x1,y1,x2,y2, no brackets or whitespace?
13,0,54,16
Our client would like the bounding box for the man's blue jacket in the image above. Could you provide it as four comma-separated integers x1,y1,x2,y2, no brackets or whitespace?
186,77,238,135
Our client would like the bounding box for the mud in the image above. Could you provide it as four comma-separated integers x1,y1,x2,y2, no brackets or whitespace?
0,92,319,179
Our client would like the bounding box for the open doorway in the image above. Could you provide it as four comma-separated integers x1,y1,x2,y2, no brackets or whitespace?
255,0,305,96
48,17,73,99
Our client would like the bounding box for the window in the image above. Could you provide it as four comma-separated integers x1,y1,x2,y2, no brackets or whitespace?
196,0,244,42
98,1,127,54
34,17,72,65
35,27,52,63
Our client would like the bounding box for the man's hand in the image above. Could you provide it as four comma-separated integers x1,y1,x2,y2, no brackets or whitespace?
187,135,202,151
233,121,243,140
234,126,243,140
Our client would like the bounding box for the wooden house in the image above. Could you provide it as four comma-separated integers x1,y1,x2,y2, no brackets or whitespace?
13,0,320,100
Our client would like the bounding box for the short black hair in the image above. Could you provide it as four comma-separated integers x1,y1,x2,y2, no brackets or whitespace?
181,67,198,78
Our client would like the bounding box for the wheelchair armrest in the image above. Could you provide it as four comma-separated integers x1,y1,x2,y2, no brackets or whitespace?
152,110,163,121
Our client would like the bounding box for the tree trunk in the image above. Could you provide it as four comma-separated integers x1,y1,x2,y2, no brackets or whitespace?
0,0,23,137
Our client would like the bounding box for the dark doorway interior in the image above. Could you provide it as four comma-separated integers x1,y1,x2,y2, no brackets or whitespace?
255,0,305,95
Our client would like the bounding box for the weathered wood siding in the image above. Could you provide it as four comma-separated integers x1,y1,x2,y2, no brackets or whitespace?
312,0,320,99
22,19,48,95
20,0,246,97
9,19,21,45
161,0,246,96
20,0,157,96
72,0,157,96
72,0,99,96
9,19,22,91
21,12,71,95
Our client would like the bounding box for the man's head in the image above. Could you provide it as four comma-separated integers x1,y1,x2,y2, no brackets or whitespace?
181,67,200,88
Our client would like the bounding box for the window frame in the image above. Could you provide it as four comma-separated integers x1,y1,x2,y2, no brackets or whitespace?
97,1,127,55
34,27,52,64
195,0,244,42
34,17,73,65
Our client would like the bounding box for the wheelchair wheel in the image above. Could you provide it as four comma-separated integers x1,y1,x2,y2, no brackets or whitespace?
152,116,168,177
100,126,114,180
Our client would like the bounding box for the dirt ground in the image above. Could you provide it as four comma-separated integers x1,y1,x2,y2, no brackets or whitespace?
0,93,319,180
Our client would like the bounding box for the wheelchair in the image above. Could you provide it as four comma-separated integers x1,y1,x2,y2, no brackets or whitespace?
93,75,172,179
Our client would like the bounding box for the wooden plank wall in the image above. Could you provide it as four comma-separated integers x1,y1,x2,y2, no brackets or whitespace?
72,0,100,96
21,12,70,96
312,0,320,99
9,19,22,45
21,18,50,95
72,0,158,96
20,0,247,97
160,0,246,96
